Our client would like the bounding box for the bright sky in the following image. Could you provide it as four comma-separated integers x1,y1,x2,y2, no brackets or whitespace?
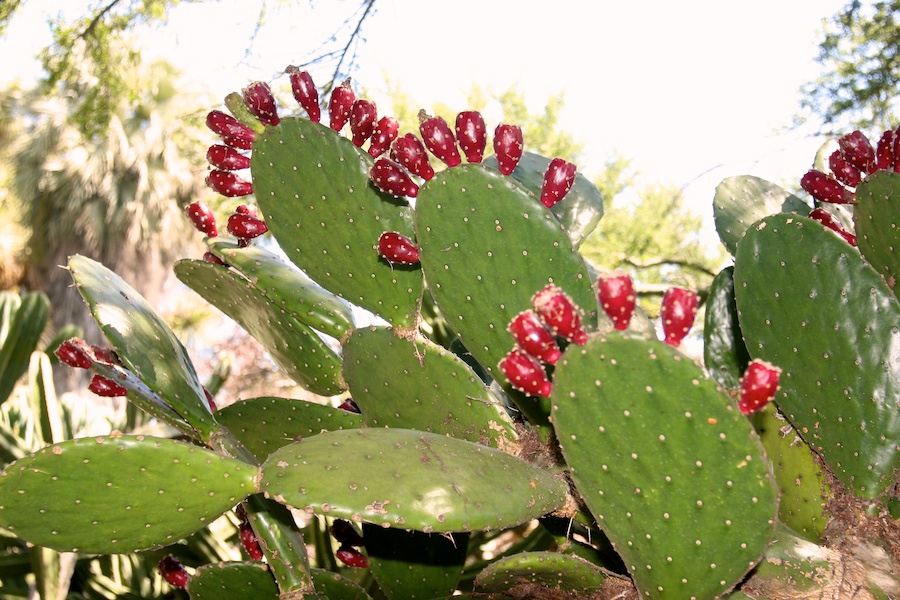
2,0,849,248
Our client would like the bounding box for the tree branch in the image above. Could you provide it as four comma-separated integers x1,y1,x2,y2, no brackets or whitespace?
614,253,719,278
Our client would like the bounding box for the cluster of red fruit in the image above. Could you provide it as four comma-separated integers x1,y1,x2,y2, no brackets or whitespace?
54,338,127,397
186,200,268,255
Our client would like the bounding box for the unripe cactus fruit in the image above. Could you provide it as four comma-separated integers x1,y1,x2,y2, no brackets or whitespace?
55,338,92,369
419,110,462,167
837,130,876,174
370,158,419,198
660,286,699,346
242,81,280,126
493,124,524,175
540,158,577,208
499,348,553,397
330,518,365,547
455,110,487,163
508,310,562,365
158,556,189,588
800,170,855,204
206,170,253,197
206,144,251,171
368,116,400,158
286,66,321,122
828,150,862,187
328,79,355,131
596,272,635,331
738,359,781,415
349,99,377,147
88,374,127,397
808,207,857,246
335,545,369,568
186,201,218,237
531,284,588,345
239,522,264,560
206,110,256,149
227,213,268,239
390,133,434,180
377,231,420,265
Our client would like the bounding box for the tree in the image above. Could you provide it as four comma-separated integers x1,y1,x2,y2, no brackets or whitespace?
799,0,900,134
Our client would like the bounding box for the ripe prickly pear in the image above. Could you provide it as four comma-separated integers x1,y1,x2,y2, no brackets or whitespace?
808,208,857,246
88,374,127,397
227,213,268,240
368,116,400,158
286,66,320,122
235,203,258,217
875,129,896,170
419,110,461,167
837,130,876,174
91,345,120,366
499,348,553,397
508,310,562,365
531,284,588,345
206,110,256,150
206,170,253,197
455,110,487,163
370,158,420,198
202,251,226,266
242,81,280,127
203,387,218,412
349,99,377,147
158,556,189,588
738,359,781,415
828,150,862,188
493,124,523,175
660,286,699,346
330,518,365,547
391,133,435,180
206,144,251,171
55,338,92,369
328,79,355,132
377,231,420,265
239,522,264,560
335,545,369,568
540,158,577,208
186,201,218,237
800,170,854,205
596,272,636,331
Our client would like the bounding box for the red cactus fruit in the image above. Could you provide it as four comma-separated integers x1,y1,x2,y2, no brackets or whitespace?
377,231,420,265
55,338,92,369
799,170,854,205
206,144,251,171
597,272,636,331
419,110,461,167
206,170,253,197
837,130,876,174
203,387,218,412
242,81,280,127
227,213,268,239
540,158,577,208
368,116,400,158
158,556,189,588
349,99,378,147
508,310,562,365
531,284,588,345
329,79,356,132
828,150,862,188
660,286,699,346
235,204,258,217
186,201,218,237
330,519,365,547
336,545,369,568
738,359,781,415
876,129,895,170
286,66,320,122
88,374,127,398
202,251,226,266
493,124,524,175
337,398,361,413
239,522,264,560
370,158,420,198
808,208,857,246
206,110,256,149
455,110,487,163
390,133,435,180
499,348,553,397
91,345,121,365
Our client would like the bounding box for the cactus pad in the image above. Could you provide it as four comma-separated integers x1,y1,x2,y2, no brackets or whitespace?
0,435,256,553
473,551,607,595
854,170,899,294
703,266,751,390
259,428,566,533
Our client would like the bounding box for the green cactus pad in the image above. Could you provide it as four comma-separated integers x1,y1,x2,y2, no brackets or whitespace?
713,175,810,256
473,551,607,595
362,524,468,600
854,171,899,294
703,266,751,390
259,428,567,533
215,397,363,461
734,213,900,499
342,326,517,447
551,334,777,600
251,117,423,330
224,91,266,134
68,256,214,437
187,561,369,600
483,151,604,249
0,435,257,553
174,259,344,396
415,164,596,385
207,239,355,340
